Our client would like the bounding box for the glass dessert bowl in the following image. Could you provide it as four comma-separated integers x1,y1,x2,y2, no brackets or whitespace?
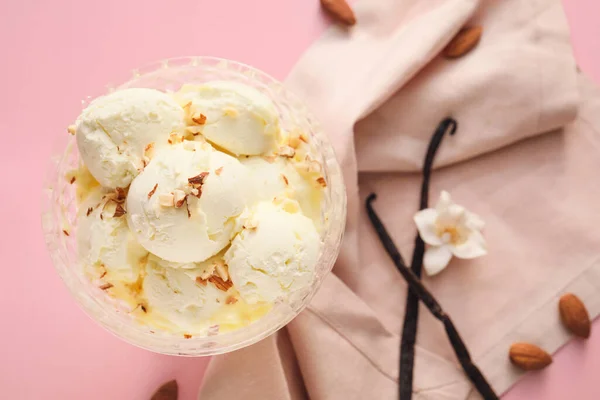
42,57,346,356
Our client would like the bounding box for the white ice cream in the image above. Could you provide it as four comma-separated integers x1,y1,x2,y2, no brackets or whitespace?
77,188,147,283
73,83,328,335
76,88,184,188
241,156,323,224
127,142,250,263
174,82,280,156
224,201,321,304
143,260,228,331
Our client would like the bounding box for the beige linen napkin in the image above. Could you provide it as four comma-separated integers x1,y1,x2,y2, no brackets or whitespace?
199,0,600,398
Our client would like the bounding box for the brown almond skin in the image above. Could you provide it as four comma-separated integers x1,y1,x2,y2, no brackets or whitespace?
321,0,356,26
151,380,178,400
559,293,591,338
509,343,552,371
443,26,482,59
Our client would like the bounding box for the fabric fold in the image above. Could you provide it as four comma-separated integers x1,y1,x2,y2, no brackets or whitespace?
199,329,306,400
355,0,578,172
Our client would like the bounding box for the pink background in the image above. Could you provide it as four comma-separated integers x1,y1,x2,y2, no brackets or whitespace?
0,0,598,399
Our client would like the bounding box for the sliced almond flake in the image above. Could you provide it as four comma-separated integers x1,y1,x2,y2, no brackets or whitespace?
148,183,158,199
67,125,76,135
113,204,126,218
215,167,223,176
278,145,295,158
185,126,203,137
243,216,259,230
225,296,238,305
192,113,207,125
188,171,209,185
297,160,322,175
196,277,208,286
215,261,229,281
168,132,184,145
144,142,155,157
159,193,174,207
115,187,127,202
208,275,233,291
173,189,187,208
99,283,113,290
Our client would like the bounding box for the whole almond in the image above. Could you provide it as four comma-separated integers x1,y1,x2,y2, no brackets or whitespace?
151,380,178,400
559,293,591,338
509,342,552,371
443,26,482,59
320,0,356,26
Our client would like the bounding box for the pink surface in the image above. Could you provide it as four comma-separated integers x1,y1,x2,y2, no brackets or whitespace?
0,0,598,399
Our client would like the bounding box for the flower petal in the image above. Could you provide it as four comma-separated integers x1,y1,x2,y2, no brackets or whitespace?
466,211,485,230
435,191,453,214
438,204,466,227
451,230,487,259
414,209,442,246
423,245,453,276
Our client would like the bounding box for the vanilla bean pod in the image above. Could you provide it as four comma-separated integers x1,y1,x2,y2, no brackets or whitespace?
366,194,498,399
366,117,498,399
399,118,457,399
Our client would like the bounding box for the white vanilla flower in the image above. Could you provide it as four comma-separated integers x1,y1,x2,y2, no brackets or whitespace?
414,191,487,276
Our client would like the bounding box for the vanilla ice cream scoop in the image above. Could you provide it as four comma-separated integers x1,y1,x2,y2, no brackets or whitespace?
224,201,321,304
77,188,147,283
174,82,280,156
143,260,229,332
127,142,250,263
76,88,184,188
241,156,323,224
